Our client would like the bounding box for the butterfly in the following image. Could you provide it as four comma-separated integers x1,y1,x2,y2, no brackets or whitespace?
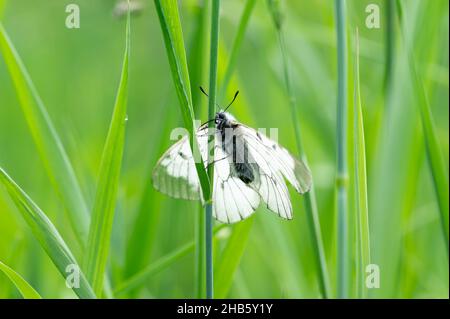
152,89,312,224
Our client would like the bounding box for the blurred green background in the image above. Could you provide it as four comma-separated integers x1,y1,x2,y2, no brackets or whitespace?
0,0,448,298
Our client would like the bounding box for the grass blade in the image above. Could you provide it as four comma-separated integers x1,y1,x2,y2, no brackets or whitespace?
353,29,371,298
0,22,89,246
267,0,331,298
214,218,253,298
396,0,449,255
335,0,349,299
0,167,95,299
0,260,42,299
84,11,131,296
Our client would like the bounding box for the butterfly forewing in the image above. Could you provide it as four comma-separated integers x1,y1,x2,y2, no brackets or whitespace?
152,128,208,201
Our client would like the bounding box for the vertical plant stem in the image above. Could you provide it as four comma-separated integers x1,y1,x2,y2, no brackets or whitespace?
206,0,220,299
279,30,331,300
267,0,331,298
335,0,349,299
195,204,206,298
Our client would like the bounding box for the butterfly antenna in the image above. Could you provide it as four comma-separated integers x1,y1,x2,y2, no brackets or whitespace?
199,86,209,97
223,90,239,112
199,86,221,110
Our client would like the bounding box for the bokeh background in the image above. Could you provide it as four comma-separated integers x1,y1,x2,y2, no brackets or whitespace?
0,0,448,298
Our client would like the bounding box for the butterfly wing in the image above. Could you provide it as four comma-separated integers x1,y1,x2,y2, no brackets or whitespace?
152,128,209,201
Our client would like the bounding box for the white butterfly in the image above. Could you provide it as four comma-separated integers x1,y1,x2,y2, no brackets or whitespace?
152,109,312,224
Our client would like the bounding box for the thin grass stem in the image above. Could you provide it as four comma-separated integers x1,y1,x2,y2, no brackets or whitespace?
267,0,331,298
206,0,221,300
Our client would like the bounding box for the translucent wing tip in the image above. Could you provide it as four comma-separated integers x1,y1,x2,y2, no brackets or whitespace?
294,159,313,194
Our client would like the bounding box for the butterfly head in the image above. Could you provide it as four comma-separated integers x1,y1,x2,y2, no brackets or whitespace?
215,111,237,130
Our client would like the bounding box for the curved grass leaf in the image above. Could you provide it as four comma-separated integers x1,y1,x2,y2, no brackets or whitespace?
84,11,131,296
0,22,89,245
153,0,211,200
0,167,96,299
0,260,42,299
153,0,212,299
353,29,371,298
114,225,226,296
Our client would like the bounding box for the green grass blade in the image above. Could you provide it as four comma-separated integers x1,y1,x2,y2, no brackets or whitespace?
0,260,42,299
0,22,89,246
0,167,96,299
267,0,331,298
153,0,211,200
353,29,371,298
214,218,253,298
335,0,349,299
396,0,449,255
219,0,256,98
114,225,226,296
84,12,131,296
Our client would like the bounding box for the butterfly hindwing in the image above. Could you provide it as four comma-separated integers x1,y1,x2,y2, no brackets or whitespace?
212,138,260,223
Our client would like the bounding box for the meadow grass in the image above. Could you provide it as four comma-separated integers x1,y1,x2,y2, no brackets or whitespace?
0,0,448,299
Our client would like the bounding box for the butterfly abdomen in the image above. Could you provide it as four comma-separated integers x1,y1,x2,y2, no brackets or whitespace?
234,162,254,184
